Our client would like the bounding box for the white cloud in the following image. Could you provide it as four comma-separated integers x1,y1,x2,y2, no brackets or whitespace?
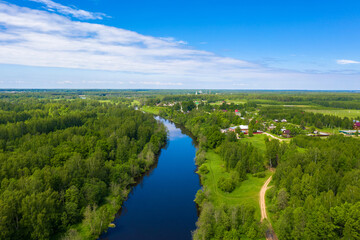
0,1,359,89
337,59,360,65
139,81,183,86
29,0,107,19
0,2,259,78
57,80,72,84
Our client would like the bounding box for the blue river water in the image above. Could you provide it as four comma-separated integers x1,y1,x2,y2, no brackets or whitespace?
100,117,200,240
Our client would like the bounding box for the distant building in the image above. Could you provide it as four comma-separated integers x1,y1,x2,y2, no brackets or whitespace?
268,124,276,131
281,119,287,123
282,129,291,138
221,125,249,134
340,130,358,135
235,109,241,116
354,122,360,130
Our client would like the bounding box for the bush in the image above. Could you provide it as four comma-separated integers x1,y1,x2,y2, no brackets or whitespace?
218,176,237,193
195,149,206,165
253,172,266,178
198,164,209,175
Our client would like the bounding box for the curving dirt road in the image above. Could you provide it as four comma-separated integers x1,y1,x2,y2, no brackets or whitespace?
263,132,288,142
260,175,278,240
260,176,272,221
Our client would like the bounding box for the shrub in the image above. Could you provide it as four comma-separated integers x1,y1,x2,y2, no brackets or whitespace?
218,176,237,193
198,164,209,175
253,172,266,178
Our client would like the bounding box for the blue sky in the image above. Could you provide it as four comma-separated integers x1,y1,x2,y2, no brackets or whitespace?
0,0,359,89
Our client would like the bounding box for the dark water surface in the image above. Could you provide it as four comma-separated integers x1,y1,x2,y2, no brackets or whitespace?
101,117,200,240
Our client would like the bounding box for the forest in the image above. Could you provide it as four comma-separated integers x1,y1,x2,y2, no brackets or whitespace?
1,90,359,240
0,97,167,240
267,135,360,239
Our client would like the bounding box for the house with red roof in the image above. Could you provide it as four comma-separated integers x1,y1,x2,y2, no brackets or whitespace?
354,122,360,130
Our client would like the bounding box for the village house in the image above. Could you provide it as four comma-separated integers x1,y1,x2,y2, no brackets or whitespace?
268,124,276,131
282,129,291,138
281,119,287,123
235,109,241,116
221,125,249,134
354,122,360,130
340,130,358,136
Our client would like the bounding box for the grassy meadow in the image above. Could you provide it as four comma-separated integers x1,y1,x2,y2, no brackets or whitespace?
140,106,162,115
201,151,272,219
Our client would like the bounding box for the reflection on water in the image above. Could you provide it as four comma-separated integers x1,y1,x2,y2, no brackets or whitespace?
101,117,200,240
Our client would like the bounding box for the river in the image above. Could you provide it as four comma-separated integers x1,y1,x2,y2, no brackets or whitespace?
100,117,200,240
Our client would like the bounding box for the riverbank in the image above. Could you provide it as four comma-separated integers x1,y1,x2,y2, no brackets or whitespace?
141,107,271,239
98,117,200,240
61,119,168,240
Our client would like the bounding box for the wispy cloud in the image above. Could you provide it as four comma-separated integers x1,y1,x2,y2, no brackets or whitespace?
337,59,360,65
0,1,359,89
0,1,257,76
28,0,107,19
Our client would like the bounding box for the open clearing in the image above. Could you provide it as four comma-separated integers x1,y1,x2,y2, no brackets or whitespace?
304,108,360,118
140,106,162,115
202,151,272,219
241,134,267,154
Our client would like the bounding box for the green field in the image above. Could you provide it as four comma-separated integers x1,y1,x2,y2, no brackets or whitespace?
210,99,247,105
201,151,272,219
241,134,267,154
261,103,360,119
304,108,360,118
140,106,162,115
131,99,140,106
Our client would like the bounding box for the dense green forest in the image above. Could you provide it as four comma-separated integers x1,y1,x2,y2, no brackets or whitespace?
0,98,167,239
267,135,360,240
1,90,360,240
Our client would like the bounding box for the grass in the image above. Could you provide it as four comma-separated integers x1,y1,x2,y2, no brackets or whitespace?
131,100,140,106
241,134,267,154
316,127,342,134
262,103,360,119
202,151,273,219
209,99,247,105
140,106,162,115
304,108,360,118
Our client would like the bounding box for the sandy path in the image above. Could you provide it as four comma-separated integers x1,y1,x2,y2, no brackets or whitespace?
263,132,288,142
260,176,272,221
260,175,278,240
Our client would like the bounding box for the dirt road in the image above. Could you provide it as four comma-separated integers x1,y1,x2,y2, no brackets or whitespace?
260,175,278,240
263,132,288,142
260,176,272,221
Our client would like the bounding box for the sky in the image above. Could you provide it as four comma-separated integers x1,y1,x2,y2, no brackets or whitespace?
0,0,359,89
